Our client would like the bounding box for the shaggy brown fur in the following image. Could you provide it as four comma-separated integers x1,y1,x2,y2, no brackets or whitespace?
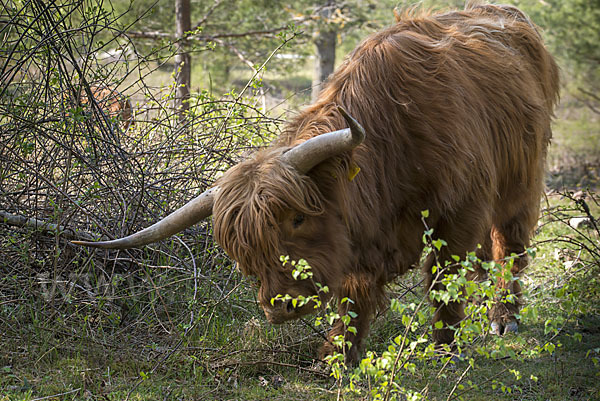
213,4,559,363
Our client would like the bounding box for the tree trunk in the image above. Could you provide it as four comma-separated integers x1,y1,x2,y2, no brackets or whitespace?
311,5,336,102
175,0,191,124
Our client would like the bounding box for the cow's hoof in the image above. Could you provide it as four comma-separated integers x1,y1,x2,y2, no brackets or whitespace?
503,320,519,335
490,320,519,336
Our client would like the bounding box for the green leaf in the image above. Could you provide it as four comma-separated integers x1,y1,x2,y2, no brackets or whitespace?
433,239,447,250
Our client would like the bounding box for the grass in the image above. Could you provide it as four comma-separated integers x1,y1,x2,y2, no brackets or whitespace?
1,190,599,400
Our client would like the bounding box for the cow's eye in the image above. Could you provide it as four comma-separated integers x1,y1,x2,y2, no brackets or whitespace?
292,214,305,228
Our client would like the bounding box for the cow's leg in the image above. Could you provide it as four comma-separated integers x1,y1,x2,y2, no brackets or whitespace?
425,209,491,346
424,252,467,345
488,212,535,335
467,228,520,335
320,272,382,364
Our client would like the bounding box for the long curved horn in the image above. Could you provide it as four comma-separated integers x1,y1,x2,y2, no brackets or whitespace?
282,105,366,174
72,186,218,249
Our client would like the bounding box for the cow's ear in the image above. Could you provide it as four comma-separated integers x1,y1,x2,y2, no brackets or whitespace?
281,106,365,174
314,154,360,185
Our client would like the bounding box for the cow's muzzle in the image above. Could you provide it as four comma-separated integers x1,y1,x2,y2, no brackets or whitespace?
262,297,318,324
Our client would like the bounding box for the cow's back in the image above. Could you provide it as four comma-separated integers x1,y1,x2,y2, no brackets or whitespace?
312,4,559,220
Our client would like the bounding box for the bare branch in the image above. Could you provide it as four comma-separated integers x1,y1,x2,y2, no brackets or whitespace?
0,211,98,242
126,26,291,42
193,0,223,31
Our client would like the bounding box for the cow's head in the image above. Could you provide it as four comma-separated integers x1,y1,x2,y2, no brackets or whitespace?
73,106,365,323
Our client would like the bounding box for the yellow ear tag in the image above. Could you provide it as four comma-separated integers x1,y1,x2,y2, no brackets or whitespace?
348,164,361,181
